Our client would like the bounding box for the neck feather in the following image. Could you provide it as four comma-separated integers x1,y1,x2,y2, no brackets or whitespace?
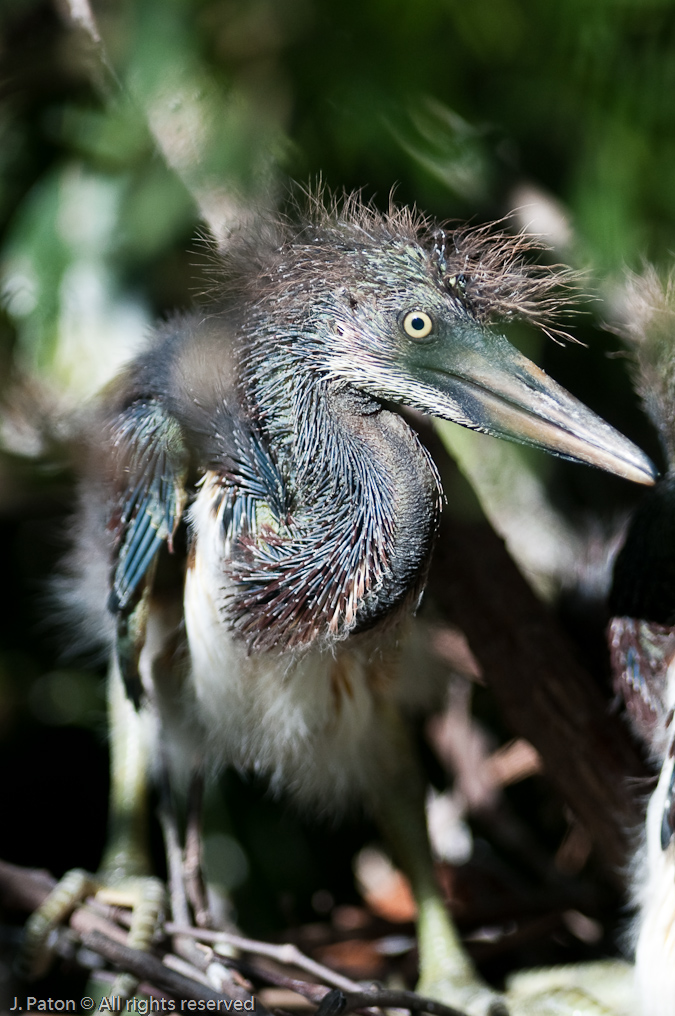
218,351,442,652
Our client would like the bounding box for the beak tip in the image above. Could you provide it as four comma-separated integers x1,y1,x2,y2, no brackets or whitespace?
614,450,659,486
638,461,659,487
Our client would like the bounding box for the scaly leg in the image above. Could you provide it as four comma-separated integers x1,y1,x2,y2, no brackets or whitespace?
367,703,507,1016
183,771,212,929
367,705,630,1016
19,662,164,998
100,657,153,883
94,662,165,997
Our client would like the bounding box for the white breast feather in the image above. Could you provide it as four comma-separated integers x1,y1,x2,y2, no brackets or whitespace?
181,478,442,814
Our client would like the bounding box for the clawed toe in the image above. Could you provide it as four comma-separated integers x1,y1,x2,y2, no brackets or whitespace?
417,976,508,1016
18,869,166,999
17,869,101,980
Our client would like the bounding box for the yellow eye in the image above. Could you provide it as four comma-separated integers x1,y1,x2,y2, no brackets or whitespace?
402,311,433,340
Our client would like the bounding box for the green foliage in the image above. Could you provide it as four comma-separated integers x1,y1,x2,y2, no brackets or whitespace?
3,0,675,392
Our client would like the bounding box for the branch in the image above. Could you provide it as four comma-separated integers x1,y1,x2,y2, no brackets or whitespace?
0,859,56,913
80,930,270,1012
164,924,365,995
315,987,467,1016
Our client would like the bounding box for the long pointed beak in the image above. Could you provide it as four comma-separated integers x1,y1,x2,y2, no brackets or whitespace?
410,324,656,486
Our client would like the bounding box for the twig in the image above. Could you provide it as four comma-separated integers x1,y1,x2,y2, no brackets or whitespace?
165,924,364,994
1,860,363,1006
0,859,56,912
61,0,256,240
158,767,241,987
219,959,467,1016
163,952,220,989
85,895,134,929
80,930,271,1014
64,0,100,43
315,987,468,1016
230,958,330,1004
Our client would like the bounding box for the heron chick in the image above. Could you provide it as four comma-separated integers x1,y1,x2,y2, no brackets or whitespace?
30,194,655,1016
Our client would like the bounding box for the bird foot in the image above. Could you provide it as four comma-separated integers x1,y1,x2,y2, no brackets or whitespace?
97,876,166,998
505,987,618,1015
17,868,100,981
18,868,165,997
505,960,635,1015
416,974,508,1016
416,971,621,1016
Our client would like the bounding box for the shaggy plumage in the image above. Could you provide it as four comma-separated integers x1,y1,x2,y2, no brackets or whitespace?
78,196,588,672
207,192,579,336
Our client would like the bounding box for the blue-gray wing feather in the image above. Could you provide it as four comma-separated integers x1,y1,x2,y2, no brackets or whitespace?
107,400,189,613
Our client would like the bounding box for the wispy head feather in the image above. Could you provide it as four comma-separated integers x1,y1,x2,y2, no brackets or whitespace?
427,218,581,342
201,185,579,342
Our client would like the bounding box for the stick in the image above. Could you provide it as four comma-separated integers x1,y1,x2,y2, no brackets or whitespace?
314,987,468,1016
80,930,271,1014
165,925,364,995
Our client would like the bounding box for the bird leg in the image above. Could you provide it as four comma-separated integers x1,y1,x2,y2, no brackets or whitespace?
157,763,224,979
95,663,166,997
100,657,153,883
367,706,628,1016
367,704,507,1016
158,760,228,935
18,662,165,999
183,771,213,929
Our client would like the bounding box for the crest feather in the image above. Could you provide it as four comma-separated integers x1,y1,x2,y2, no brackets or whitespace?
199,185,579,341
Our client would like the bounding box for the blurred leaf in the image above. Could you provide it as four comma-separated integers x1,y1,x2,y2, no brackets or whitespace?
390,98,493,204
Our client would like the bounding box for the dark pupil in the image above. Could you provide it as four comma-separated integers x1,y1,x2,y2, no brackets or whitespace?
411,316,425,330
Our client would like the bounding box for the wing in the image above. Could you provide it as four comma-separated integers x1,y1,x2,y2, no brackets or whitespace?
106,399,189,705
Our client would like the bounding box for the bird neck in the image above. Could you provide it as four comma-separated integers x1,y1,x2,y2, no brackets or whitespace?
228,350,442,652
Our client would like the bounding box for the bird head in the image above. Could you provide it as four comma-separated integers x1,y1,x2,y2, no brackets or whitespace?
223,194,655,486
